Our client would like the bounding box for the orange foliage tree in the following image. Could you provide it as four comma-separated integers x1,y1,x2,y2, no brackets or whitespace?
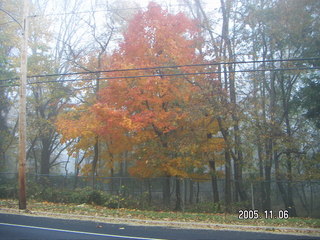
56,2,224,208
93,2,201,176
91,2,224,207
56,99,132,180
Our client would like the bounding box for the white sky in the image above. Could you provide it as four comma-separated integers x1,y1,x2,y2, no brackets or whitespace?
39,0,220,17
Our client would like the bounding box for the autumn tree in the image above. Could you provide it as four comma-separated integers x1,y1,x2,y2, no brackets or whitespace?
184,0,248,211
240,0,319,216
56,1,141,191
22,1,77,176
55,0,319,214
91,2,219,208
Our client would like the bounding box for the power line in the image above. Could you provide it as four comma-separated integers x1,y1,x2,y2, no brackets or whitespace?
22,57,320,79
0,7,23,29
0,65,319,88
0,57,319,83
26,66,320,85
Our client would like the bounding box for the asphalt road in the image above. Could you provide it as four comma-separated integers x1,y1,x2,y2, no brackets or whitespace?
0,213,319,240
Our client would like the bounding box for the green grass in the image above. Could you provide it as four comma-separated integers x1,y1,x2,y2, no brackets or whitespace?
1,199,319,229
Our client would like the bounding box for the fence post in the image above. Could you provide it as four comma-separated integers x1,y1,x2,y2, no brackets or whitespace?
182,178,185,212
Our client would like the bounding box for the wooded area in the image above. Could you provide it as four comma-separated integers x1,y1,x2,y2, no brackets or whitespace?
0,0,319,216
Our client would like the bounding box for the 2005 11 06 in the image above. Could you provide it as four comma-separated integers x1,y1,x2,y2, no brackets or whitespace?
238,210,289,219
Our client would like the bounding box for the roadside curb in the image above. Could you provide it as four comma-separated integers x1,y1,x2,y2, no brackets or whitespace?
1,208,319,237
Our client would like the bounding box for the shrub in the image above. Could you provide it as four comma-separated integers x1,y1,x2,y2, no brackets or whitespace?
104,195,121,208
186,202,222,213
88,190,105,205
0,184,17,199
68,187,92,204
230,200,251,211
27,185,111,206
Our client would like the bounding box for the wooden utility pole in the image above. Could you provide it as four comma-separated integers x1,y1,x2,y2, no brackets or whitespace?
18,0,29,210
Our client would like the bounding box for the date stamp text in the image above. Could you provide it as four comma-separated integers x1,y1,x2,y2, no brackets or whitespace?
238,210,289,219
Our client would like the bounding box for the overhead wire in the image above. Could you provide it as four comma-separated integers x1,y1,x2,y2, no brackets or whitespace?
0,7,23,29
0,65,319,88
26,66,320,85
0,57,319,85
20,57,320,79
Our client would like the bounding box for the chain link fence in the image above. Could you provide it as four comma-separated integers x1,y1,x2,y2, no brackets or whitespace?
0,172,319,218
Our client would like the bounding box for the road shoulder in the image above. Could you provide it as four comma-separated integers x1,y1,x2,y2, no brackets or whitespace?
0,207,319,237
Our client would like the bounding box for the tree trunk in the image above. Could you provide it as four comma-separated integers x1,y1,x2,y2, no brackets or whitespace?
275,151,297,216
0,150,5,170
264,140,272,211
196,181,200,204
74,169,79,189
209,159,220,203
189,179,194,204
263,156,271,210
224,150,232,213
175,177,182,211
279,70,298,217
92,138,99,189
251,22,267,211
286,156,297,217
262,61,277,212
257,142,266,210
40,137,50,175
146,179,152,204
220,0,248,204
163,175,171,206
110,166,114,194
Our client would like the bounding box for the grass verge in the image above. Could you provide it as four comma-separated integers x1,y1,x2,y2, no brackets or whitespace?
1,199,319,230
